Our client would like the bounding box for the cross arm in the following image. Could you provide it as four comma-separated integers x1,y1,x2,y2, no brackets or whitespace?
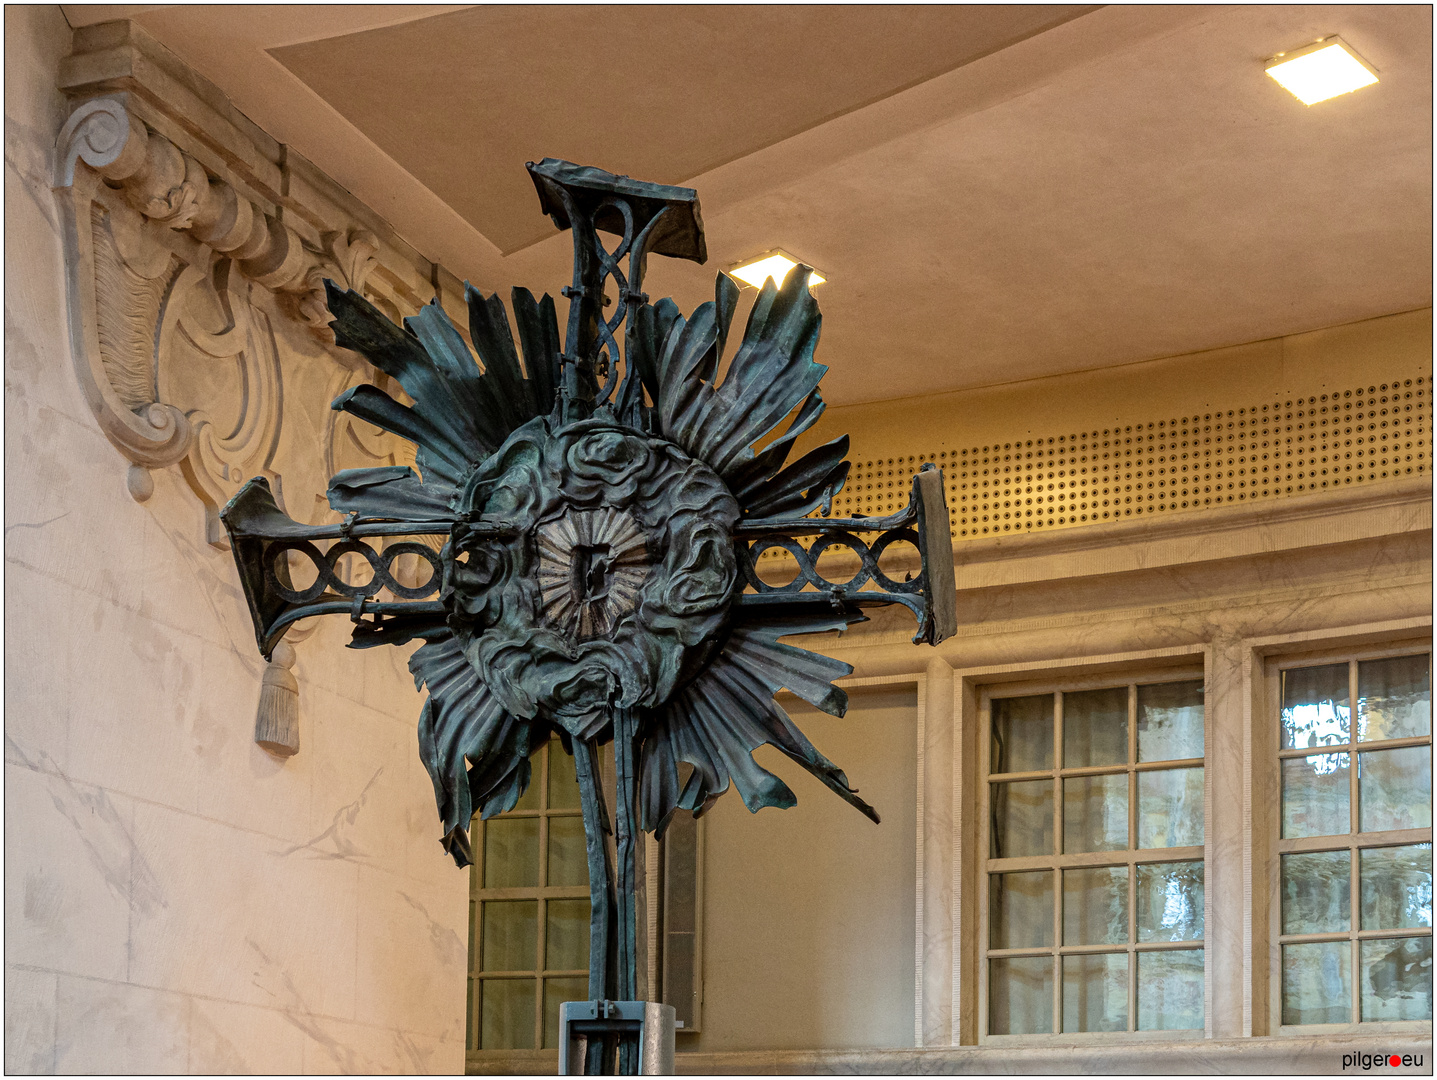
219,477,515,660
733,464,957,645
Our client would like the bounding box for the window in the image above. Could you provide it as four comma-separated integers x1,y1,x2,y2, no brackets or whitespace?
1273,651,1432,1028
466,737,591,1052
980,676,1206,1038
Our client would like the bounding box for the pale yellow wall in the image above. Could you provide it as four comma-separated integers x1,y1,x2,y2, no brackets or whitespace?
687,686,919,1053
812,307,1432,465
4,7,467,1073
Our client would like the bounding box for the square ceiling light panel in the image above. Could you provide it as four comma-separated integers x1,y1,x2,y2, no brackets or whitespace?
728,250,826,291
1266,37,1378,105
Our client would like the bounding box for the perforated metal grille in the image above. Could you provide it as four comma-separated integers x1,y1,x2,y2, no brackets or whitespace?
831,379,1429,541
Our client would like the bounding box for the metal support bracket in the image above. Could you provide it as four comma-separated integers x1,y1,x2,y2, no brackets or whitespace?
558,1001,675,1076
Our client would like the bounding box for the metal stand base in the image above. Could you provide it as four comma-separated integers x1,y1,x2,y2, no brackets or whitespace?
557,1000,675,1076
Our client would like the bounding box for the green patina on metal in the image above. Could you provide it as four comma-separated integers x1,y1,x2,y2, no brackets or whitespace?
221,159,956,1073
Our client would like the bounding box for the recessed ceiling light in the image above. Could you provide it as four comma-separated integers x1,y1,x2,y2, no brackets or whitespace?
1266,37,1378,105
727,250,825,290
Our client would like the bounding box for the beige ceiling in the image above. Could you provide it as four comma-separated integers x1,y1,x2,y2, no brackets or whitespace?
268,5,1095,254
66,4,1434,406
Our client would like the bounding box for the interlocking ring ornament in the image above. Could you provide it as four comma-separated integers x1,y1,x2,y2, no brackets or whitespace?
738,526,925,596
264,537,442,605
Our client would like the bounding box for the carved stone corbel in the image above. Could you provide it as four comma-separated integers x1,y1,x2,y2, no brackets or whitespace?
54,27,467,760
54,95,400,538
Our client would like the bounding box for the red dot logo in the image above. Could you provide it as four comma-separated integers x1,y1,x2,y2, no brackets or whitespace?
1390,1056,1401,1068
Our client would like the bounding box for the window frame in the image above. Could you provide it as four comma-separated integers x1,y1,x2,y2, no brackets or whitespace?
1264,640,1433,1037
466,737,591,1054
976,663,1210,1045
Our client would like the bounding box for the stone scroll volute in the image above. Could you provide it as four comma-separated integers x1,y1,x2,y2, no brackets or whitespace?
54,95,420,543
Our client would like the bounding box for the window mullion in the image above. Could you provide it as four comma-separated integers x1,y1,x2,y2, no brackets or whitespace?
1348,659,1360,1028
1349,659,1359,838
1053,691,1063,1035
1128,682,1139,1033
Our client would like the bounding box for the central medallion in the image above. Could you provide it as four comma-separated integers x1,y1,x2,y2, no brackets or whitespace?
537,508,649,640
442,418,740,741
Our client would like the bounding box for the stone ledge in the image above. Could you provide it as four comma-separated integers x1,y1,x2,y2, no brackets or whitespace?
671,1034,1433,1075
465,1033,1432,1075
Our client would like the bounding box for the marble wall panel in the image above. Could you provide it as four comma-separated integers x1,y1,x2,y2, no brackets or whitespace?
297,1014,458,1075
292,611,384,711
303,685,416,864
5,562,76,776
53,975,189,1074
5,966,57,1074
55,589,211,816
3,398,151,614
187,997,306,1074
353,865,467,1038
191,636,314,845
360,636,428,717
4,763,136,983
126,799,359,1018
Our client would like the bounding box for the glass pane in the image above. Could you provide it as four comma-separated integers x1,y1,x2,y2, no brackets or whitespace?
1281,664,1351,750
484,816,540,888
482,900,538,972
1359,747,1432,833
992,695,1053,774
1062,953,1127,1033
549,742,581,809
1137,680,1204,762
1360,937,1433,1022
1281,941,1351,1025
991,779,1053,858
1137,861,1204,942
1137,949,1203,1030
989,956,1053,1035
1063,687,1128,768
548,815,588,887
543,976,589,1049
1357,654,1431,742
545,898,591,972
480,978,536,1049
1281,850,1351,934
1361,844,1433,930
1063,866,1128,946
1282,753,1350,839
1137,767,1203,849
990,871,1053,949
1063,773,1127,853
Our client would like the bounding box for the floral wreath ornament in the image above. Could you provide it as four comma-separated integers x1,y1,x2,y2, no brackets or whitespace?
221,160,955,1047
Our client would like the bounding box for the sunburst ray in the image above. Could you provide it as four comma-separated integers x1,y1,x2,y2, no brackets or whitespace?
410,634,544,863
